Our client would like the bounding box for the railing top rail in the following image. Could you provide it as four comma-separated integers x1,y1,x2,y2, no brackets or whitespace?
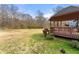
50,27,77,29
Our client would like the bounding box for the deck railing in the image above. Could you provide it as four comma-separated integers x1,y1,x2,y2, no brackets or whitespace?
50,27,79,39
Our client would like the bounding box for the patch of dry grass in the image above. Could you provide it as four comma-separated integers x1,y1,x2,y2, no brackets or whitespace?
0,29,42,53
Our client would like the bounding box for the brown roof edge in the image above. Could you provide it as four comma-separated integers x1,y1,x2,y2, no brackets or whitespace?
49,11,79,21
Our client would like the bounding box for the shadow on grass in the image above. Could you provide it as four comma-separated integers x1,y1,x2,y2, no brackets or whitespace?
31,33,54,41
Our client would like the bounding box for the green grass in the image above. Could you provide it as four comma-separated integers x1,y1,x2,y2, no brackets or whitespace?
0,29,79,54
30,33,79,54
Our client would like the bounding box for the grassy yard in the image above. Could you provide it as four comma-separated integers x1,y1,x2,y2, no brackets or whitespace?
0,29,79,54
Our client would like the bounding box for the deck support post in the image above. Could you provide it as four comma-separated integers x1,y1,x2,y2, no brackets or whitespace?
60,21,63,31
50,20,51,28
54,21,56,27
57,21,59,27
76,18,79,32
53,21,55,27
60,21,62,27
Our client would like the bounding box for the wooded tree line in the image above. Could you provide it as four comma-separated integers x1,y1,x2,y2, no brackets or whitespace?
0,4,49,29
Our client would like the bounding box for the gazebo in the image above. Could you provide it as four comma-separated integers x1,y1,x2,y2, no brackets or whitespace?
49,6,79,39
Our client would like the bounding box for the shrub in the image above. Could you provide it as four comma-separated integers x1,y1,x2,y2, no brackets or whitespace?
46,35,54,39
71,40,79,49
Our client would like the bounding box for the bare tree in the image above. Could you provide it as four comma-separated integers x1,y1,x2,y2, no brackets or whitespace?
0,4,47,29
0,5,11,28
9,5,18,28
35,10,46,28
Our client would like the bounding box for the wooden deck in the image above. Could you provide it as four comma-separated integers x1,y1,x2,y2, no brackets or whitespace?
50,27,79,39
